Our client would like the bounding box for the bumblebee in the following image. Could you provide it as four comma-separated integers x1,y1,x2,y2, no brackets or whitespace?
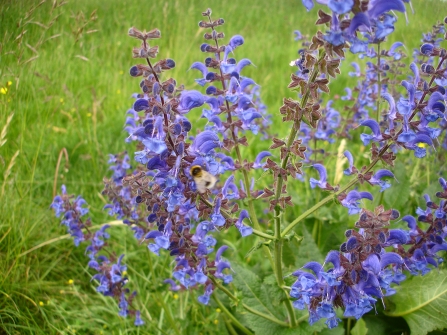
189,165,217,193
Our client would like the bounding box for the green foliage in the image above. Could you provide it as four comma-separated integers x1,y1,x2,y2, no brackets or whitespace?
385,269,447,335
351,319,368,335
232,263,324,334
1,0,447,334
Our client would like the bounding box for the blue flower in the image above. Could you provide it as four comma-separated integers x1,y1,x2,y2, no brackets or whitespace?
134,311,145,326
310,164,329,189
328,0,353,14
235,210,253,237
360,119,383,145
179,90,206,113
369,169,395,192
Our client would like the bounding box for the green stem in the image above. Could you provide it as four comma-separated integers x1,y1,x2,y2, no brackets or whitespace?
272,51,327,327
211,277,238,302
212,294,254,335
223,317,239,335
282,176,358,238
376,41,381,122
242,303,290,328
297,313,309,323
157,292,182,335
252,229,276,240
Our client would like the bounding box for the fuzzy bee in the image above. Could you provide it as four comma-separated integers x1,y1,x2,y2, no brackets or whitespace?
189,165,217,193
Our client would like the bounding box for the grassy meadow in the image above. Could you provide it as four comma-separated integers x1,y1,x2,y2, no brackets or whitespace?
1,0,447,334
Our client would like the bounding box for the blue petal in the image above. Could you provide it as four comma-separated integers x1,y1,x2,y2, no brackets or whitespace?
368,0,406,19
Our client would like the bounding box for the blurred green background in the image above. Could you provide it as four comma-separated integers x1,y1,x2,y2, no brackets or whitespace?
1,0,446,334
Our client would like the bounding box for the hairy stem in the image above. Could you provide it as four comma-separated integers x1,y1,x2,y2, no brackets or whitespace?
242,303,290,328
212,294,254,335
272,50,327,327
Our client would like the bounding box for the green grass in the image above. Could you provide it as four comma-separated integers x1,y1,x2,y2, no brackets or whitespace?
1,0,447,334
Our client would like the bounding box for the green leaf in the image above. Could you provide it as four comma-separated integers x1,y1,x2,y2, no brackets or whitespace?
293,225,324,268
362,312,409,335
263,274,287,307
232,263,325,334
385,270,447,335
318,322,345,335
384,161,411,210
351,318,368,335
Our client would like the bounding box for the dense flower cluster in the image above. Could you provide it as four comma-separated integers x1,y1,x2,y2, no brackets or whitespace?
102,11,269,305
290,178,447,328
50,186,144,326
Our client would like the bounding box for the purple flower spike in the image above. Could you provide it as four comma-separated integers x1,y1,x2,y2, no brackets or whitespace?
310,164,328,189
380,252,404,267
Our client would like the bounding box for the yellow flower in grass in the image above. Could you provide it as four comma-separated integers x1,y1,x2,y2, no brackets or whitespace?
0,87,7,94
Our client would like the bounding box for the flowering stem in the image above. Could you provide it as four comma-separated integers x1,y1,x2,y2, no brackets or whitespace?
410,54,446,121
272,50,327,328
144,55,177,152
212,294,254,335
204,13,273,268
376,41,382,122
205,15,261,228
